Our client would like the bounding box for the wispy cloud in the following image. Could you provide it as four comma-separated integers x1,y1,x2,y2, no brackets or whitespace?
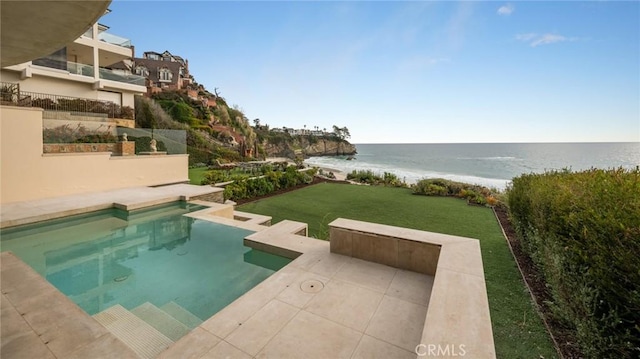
497,4,515,16
516,33,578,47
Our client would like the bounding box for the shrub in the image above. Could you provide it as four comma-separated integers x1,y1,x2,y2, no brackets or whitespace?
507,168,640,358
347,170,382,184
43,124,117,143
412,178,499,206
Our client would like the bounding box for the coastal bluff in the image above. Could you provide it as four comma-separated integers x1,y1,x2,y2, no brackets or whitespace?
263,137,357,158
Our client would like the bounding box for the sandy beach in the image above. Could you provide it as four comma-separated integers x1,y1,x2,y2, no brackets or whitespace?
265,157,347,181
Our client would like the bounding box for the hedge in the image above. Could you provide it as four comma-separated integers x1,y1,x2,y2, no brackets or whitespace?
507,168,640,358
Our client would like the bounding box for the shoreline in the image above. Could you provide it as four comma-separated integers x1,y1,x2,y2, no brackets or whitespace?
265,157,348,181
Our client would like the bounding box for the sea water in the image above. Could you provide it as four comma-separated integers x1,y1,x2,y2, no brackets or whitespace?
305,142,640,190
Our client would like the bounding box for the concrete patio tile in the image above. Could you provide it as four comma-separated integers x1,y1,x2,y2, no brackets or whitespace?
386,270,435,306
225,299,299,356
200,340,252,359
437,240,485,277
365,295,427,352
201,266,304,338
304,279,383,332
277,271,330,308
157,327,221,359
1,264,55,306
37,310,109,357
307,252,350,278
1,295,56,359
256,311,362,359
351,334,416,359
290,251,349,278
65,333,138,359
421,269,495,358
334,257,396,293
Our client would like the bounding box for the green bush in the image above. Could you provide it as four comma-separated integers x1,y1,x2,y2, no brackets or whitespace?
347,170,381,184
221,166,317,201
43,124,117,143
412,178,497,206
507,168,640,358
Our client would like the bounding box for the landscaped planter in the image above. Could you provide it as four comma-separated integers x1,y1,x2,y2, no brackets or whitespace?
43,143,116,153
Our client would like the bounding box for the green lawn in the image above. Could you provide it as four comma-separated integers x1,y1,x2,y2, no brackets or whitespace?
188,167,209,185
238,183,557,359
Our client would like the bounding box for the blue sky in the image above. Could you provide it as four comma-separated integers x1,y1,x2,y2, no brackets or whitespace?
107,1,639,143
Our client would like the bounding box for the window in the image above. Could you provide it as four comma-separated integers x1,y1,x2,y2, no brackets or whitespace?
158,67,173,82
134,65,149,77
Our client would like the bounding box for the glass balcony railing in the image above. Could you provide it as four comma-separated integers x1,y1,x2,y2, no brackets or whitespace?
98,68,146,86
97,32,132,48
67,62,95,77
82,28,93,39
32,59,145,87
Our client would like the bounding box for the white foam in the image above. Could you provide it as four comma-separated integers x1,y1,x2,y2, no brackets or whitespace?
305,157,510,190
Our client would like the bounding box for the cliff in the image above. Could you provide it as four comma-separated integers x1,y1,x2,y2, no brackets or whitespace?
262,136,357,159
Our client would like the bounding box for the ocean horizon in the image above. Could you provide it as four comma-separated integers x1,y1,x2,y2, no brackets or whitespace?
305,142,640,190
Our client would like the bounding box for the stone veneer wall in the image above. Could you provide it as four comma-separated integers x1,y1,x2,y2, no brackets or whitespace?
191,191,224,204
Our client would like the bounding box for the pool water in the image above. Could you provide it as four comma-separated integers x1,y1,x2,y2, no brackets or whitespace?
0,202,291,323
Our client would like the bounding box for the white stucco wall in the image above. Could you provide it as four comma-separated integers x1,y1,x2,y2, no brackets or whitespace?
0,106,189,204
0,70,141,109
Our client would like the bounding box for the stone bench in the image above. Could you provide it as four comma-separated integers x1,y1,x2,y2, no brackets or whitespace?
328,218,496,359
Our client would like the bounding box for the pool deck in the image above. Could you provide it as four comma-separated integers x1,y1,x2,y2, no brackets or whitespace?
1,186,495,358
0,184,223,229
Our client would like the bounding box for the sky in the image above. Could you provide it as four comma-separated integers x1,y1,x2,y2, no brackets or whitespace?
106,1,639,144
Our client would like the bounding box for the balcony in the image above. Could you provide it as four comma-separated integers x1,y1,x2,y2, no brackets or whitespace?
99,67,145,86
81,28,132,49
31,59,145,86
97,32,132,48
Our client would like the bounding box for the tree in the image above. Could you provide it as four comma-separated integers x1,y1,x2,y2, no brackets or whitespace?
332,125,351,140
253,118,261,128
341,126,351,139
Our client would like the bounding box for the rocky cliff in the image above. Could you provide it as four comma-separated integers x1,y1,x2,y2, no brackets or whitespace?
262,137,357,159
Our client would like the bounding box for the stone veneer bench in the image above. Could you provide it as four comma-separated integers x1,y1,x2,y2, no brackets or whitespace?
329,218,496,359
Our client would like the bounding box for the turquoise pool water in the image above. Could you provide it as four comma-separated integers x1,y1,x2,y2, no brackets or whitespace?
0,202,290,321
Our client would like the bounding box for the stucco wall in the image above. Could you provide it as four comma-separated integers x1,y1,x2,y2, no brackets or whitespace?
0,70,138,108
0,106,189,204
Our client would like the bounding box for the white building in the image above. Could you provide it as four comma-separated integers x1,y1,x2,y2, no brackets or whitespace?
0,6,188,204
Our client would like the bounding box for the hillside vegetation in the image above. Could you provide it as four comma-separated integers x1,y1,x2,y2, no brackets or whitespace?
134,90,355,165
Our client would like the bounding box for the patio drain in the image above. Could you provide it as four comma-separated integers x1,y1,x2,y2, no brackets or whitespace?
300,279,324,293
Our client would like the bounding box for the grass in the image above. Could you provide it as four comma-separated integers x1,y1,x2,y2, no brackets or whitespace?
188,167,209,185
238,183,558,359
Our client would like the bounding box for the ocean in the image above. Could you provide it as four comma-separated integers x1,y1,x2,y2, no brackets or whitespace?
305,142,640,190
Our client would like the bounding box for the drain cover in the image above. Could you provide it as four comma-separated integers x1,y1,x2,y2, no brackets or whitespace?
300,279,324,293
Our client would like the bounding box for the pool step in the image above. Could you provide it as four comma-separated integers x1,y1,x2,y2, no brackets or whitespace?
132,302,191,341
160,301,203,329
93,304,174,359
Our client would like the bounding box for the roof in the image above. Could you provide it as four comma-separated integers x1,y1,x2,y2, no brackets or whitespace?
133,57,182,85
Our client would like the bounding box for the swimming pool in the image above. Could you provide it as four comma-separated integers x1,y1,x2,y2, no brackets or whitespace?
0,202,291,331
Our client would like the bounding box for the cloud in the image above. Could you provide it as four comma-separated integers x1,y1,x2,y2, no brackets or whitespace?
515,33,537,41
497,4,515,16
516,33,577,47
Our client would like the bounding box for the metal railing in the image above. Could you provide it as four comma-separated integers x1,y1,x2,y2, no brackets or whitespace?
0,82,134,119
0,82,19,103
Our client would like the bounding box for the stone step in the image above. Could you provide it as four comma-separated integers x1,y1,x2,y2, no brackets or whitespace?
160,301,203,329
131,302,191,341
93,304,173,359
